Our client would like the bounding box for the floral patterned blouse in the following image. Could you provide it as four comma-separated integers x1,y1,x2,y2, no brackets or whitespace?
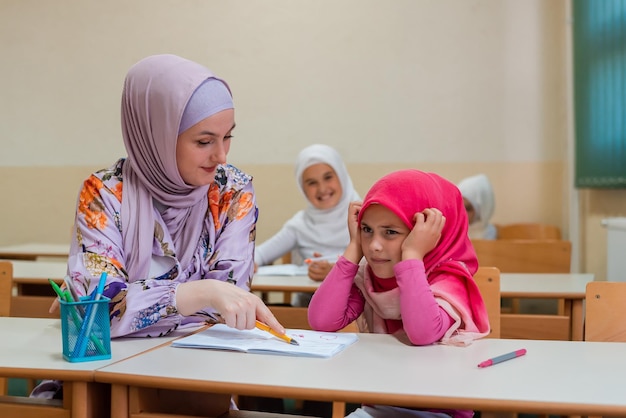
67,158,258,338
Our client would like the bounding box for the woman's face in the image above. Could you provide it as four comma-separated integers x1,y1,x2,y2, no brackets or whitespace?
176,109,235,187
301,163,343,210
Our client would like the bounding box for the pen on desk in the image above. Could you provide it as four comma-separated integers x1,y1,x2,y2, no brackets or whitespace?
255,320,299,346
304,255,340,264
477,348,527,368
73,272,108,357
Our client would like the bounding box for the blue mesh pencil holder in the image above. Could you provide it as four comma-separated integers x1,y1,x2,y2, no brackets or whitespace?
60,297,111,362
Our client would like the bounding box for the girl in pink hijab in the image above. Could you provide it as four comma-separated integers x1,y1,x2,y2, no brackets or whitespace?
65,54,282,338
308,169,490,418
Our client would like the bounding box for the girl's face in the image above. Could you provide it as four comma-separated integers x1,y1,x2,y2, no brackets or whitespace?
301,163,343,210
463,197,476,224
176,109,235,187
359,204,411,279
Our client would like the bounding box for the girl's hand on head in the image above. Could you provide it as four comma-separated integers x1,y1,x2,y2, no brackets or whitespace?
343,201,364,264
347,201,362,241
402,208,445,260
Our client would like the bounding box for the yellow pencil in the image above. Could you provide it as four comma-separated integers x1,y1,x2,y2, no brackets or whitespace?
255,320,299,345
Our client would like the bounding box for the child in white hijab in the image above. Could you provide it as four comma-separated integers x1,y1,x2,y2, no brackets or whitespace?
457,174,497,240
254,144,360,306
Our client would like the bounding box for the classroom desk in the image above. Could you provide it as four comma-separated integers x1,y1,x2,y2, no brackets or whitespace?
251,272,594,341
0,317,198,418
500,273,592,341
0,242,69,260
8,260,68,318
95,334,626,417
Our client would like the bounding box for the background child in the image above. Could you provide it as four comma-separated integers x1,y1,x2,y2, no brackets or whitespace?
457,173,497,240
308,169,490,418
254,143,360,306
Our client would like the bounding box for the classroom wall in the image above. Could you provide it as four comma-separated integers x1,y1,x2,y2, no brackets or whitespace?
1,0,617,280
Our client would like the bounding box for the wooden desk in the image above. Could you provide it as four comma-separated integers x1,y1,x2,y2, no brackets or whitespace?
95,334,626,417
8,260,68,318
0,243,69,261
500,273,592,341
0,317,198,418
251,272,594,341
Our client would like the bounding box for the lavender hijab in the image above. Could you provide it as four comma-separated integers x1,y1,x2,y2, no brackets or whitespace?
120,54,232,280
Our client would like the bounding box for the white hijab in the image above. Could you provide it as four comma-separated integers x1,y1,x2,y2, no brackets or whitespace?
457,174,497,240
293,144,361,255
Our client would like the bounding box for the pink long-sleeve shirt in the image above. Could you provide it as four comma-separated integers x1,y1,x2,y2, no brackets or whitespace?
308,256,455,345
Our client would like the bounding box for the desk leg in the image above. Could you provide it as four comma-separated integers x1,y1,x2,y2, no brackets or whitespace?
70,381,87,418
332,401,346,418
111,384,129,418
571,300,583,341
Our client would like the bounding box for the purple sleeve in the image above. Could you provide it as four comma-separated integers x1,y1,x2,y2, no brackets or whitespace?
308,256,365,331
395,259,454,345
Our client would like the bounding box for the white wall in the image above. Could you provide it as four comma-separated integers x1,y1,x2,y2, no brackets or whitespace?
0,0,566,168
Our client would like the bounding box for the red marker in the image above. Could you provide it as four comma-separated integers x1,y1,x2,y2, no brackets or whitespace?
478,348,527,368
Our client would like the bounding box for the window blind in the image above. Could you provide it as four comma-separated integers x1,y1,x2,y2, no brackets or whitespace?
574,0,626,188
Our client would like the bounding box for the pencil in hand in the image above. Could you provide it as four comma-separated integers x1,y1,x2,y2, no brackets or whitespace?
255,320,299,345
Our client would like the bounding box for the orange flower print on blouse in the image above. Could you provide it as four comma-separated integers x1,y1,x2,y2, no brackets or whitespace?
112,182,123,203
79,177,108,230
228,190,254,222
208,185,221,230
208,185,254,231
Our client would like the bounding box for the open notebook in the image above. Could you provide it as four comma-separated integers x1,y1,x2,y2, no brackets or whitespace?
255,264,309,276
171,324,358,358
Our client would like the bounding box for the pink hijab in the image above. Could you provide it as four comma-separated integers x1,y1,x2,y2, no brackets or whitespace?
357,169,490,344
120,54,231,280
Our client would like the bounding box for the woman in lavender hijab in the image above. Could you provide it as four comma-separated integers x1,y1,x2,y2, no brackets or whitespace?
63,54,282,338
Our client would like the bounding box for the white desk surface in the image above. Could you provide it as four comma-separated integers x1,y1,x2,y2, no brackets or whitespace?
252,273,595,298
0,242,69,259
499,273,593,298
95,334,626,416
0,317,196,381
9,259,68,283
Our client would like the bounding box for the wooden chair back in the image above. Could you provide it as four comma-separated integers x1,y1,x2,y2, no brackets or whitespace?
471,239,571,273
0,261,12,395
0,261,12,318
473,266,501,339
280,252,292,265
585,281,626,342
472,239,571,340
496,223,561,240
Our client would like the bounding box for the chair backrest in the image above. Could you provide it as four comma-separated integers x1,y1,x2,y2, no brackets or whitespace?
0,261,11,395
0,261,12,317
496,223,561,240
471,239,571,273
280,252,292,265
473,266,501,339
585,281,626,342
